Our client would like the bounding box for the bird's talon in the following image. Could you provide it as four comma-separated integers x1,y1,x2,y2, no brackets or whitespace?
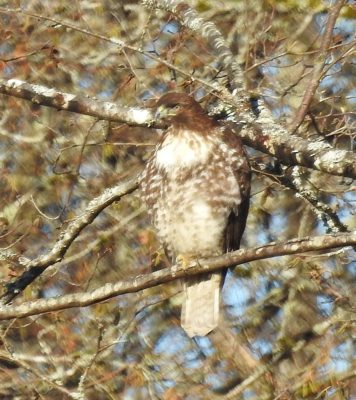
176,255,191,270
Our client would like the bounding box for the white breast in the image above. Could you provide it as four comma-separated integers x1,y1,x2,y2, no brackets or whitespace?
155,130,213,172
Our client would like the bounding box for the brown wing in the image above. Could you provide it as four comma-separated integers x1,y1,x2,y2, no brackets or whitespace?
226,197,250,252
222,127,251,253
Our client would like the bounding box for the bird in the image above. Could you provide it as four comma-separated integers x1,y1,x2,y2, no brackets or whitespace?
140,92,251,337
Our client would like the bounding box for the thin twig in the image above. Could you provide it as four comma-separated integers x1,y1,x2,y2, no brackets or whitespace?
289,0,347,132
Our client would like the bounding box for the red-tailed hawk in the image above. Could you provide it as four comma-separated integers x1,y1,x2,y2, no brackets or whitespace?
140,93,250,337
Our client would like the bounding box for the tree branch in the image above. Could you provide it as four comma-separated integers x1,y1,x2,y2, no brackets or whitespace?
230,113,356,179
0,78,153,126
286,166,348,233
0,232,354,320
0,175,139,305
289,0,347,132
1,78,355,179
223,309,351,399
0,7,221,95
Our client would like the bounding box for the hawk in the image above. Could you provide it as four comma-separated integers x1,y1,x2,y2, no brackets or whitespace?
140,93,250,337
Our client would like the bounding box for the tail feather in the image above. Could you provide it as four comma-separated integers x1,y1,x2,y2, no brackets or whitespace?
181,273,221,337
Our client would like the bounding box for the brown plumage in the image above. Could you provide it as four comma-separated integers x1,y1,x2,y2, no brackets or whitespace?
140,93,250,337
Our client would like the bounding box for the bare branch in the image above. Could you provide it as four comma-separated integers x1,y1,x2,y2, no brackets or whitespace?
0,176,139,305
289,0,347,132
0,231,354,320
0,78,153,126
223,309,351,399
286,166,348,233
231,113,356,179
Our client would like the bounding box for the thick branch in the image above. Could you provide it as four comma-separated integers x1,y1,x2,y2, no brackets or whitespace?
0,176,139,305
0,78,153,125
231,112,356,179
0,232,354,320
1,79,355,179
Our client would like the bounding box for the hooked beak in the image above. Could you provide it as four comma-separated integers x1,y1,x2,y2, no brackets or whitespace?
155,105,169,120
155,105,178,121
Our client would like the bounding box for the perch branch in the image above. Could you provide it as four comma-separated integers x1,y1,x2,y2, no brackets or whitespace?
0,231,354,320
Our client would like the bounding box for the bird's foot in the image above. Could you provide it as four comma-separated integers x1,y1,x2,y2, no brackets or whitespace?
176,254,192,270
176,255,201,271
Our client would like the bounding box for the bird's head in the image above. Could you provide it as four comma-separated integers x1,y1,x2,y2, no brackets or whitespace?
154,92,204,125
